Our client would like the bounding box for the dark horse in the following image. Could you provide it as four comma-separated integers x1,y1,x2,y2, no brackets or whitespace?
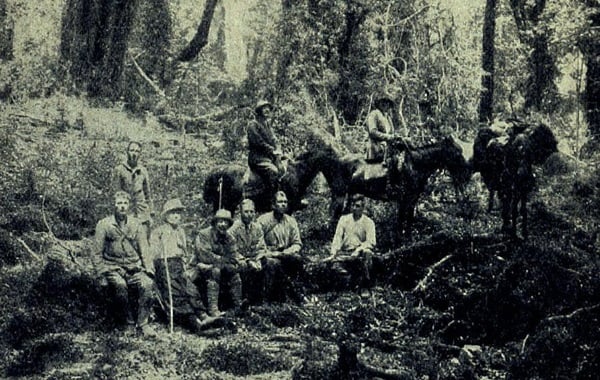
203,136,347,214
332,136,472,236
471,121,557,238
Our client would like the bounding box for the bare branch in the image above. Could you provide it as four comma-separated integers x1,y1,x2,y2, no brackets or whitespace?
15,237,42,262
129,52,166,98
413,254,453,292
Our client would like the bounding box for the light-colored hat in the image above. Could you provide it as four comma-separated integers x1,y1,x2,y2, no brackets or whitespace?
161,198,185,217
255,100,273,114
213,209,233,226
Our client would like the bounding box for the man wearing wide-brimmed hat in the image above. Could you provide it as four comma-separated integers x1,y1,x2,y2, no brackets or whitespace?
366,92,396,163
150,199,220,333
247,99,283,200
192,209,243,316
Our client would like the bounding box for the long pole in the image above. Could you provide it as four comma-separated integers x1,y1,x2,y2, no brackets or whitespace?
161,236,174,334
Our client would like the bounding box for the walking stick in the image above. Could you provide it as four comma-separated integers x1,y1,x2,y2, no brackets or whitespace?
160,236,174,334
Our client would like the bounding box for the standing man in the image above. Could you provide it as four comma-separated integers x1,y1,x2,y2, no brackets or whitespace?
150,199,220,333
192,209,243,316
112,141,153,238
366,94,396,164
229,199,268,303
256,191,304,302
247,100,283,200
326,194,376,289
94,191,155,335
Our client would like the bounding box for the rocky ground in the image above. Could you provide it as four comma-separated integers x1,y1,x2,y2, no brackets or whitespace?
0,98,599,379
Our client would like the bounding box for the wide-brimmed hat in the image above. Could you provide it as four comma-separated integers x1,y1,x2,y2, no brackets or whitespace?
161,198,185,217
255,100,273,114
213,209,233,226
375,92,395,107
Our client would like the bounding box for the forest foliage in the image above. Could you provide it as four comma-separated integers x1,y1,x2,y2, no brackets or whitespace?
1,1,600,378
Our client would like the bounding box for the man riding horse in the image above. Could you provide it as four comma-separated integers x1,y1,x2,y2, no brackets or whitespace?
247,100,284,202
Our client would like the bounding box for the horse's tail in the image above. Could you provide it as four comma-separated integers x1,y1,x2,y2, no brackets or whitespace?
525,123,558,165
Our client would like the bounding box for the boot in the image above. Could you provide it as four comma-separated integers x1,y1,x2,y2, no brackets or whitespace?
229,274,243,311
206,280,224,317
188,313,223,333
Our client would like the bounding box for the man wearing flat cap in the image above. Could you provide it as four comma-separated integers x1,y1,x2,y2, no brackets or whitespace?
366,93,397,164
151,199,219,333
247,100,283,200
192,209,243,316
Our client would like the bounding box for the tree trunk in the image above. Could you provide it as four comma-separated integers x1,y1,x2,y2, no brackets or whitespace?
0,0,13,60
136,0,172,86
583,2,600,143
509,0,556,113
61,0,140,97
177,0,219,62
478,0,496,123
337,0,369,124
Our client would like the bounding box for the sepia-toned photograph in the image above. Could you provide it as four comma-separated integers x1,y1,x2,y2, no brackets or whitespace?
0,0,599,378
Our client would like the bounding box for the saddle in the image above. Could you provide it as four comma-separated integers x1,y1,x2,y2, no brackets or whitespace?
352,152,406,182
242,158,290,197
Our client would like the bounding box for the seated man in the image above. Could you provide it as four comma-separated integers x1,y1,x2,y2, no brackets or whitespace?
228,199,268,303
326,194,376,289
256,191,304,302
247,100,283,199
94,191,154,335
150,199,220,333
191,209,243,316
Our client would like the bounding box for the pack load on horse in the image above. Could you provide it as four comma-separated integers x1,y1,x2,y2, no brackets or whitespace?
471,119,558,238
331,135,472,237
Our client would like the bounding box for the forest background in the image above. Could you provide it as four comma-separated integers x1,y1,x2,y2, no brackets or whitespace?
0,0,600,379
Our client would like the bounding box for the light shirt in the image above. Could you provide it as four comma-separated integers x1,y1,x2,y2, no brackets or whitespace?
330,213,376,256
150,223,187,260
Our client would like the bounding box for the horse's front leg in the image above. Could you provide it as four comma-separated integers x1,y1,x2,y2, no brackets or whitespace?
520,193,528,239
487,189,495,213
499,190,514,236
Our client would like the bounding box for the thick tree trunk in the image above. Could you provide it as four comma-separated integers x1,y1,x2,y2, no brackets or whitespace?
583,2,600,143
61,0,140,97
337,0,368,124
0,0,13,61
478,0,497,123
136,0,171,85
509,0,556,113
177,0,219,62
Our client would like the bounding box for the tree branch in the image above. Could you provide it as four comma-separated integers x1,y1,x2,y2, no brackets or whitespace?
129,52,166,97
177,0,219,62
15,237,42,262
412,254,453,292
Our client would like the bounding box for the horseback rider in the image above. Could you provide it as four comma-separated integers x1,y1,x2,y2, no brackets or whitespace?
247,100,284,200
366,93,397,164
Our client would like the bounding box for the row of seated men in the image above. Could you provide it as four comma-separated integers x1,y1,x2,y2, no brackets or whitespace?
94,190,377,336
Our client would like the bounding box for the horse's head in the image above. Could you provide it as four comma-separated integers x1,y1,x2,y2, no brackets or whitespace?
441,136,472,193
